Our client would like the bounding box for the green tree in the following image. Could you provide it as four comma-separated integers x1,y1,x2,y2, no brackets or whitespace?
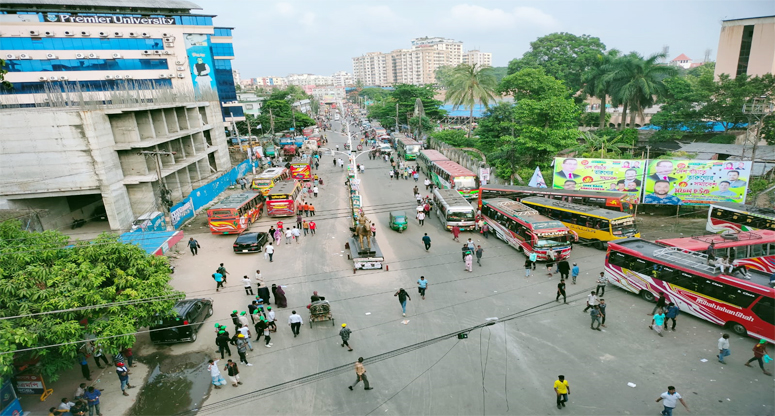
434,65,456,87
498,67,568,100
359,87,388,103
444,63,499,137
0,58,11,90
582,49,621,128
698,73,759,132
368,84,445,130
569,130,634,158
429,129,475,148
490,67,509,84
511,95,580,164
474,102,517,151
507,32,606,93
649,76,706,140
257,100,315,133
0,220,183,381
409,116,434,136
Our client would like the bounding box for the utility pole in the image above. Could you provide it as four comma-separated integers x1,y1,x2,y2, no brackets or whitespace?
395,103,399,133
269,108,275,135
139,150,176,229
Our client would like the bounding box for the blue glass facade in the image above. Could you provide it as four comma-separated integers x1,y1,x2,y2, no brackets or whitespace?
0,38,164,50
1,79,173,94
222,105,244,119
213,59,236,102
3,59,168,72
210,43,234,57
213,28,233,37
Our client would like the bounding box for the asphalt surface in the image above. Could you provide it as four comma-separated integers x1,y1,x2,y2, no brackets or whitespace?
159,119,774,416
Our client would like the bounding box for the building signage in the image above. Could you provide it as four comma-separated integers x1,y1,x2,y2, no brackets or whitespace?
46,14,176,25
553,157,645,203
15,375,44,395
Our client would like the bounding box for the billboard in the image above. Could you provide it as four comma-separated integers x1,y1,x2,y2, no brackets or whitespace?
552,158,645,203
643,160,752,205
184,34,216,92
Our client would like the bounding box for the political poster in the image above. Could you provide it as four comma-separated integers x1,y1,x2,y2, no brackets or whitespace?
184,33,216,92
552,157,646,203
643,160,752,205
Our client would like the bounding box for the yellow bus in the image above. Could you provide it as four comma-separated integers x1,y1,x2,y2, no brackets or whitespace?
251,167,290,196
521,197,639,250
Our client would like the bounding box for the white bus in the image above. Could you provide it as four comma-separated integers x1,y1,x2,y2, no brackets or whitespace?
433,188,477,231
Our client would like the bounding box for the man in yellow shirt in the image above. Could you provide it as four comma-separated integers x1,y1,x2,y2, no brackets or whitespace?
553,375,570,409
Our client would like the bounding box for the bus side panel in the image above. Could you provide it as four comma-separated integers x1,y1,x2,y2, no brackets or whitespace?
736,256,775,274
483,215,530,253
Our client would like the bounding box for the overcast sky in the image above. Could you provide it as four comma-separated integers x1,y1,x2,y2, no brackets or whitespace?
194,0,774,78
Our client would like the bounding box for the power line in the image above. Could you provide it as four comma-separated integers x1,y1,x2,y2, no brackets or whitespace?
0,294,184,321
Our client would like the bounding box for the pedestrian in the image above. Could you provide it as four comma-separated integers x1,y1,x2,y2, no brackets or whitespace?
656,386,690,416
464,251,473,272
303,202,310,217
571,263,579,284
481,222,489,239
216,263,230,284
582,291,598,312
313,186,319,197
348,357,373,391
265,243,274,262
288,310,303,337
590,305,602,331
115,362,133,396
546,251,556,277
230,310,241,333
529,251,537,270
524,258,532,278
553,375,570,409
78,352,91,381
466,238,475,253
556,279,567,303
370,222,376,238
273,228,282,244
651,292,668,315
309,221,316,235
745,340,772,375
718,334,731,364
292,226,301,243
422,233,431,251
83,386,101,416
91,343,109,368
394,288,411,316
476,218,484,231
242,276,254,295
417,276,428,299
557,259,570,280
664,303,679,331
188,237,200,256
302,220,309,235
417,211,425,226
599,298,607,328
224,359,242,387
309,204,315,216
213,272,224,292
413,172,419,182
596,272,608,296
208,359,227,389
239,177,246,190
74,383,87,401
238,322,252,351
451,225,460,241
57,398,75,414
649,308,666,337
339,323,354,351
266,306,277,332
235,334,252,366
285,228,292,244
216,328,232,358
262,317,273,347
296,213,303,229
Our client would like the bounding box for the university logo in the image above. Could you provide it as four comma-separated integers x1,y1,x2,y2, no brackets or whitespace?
45,14,59,22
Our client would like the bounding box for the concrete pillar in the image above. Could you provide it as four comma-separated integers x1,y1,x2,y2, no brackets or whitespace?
136,111,155,140
108,113,140,145
126,183,156,216
150,109,167,138
176,107,190,131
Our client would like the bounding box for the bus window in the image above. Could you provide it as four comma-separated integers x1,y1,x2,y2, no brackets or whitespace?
673,272,699,291
751,297,775,326
749,244,766,258
659,266,679,284
631,257,651,274
609,251,628,267
597,219,609,230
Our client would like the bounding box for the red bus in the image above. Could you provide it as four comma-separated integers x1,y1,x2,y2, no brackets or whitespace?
207,192,264,234
417,149,448,177
657,230,775,274
478,184,633,212
302,126,315,137
706,202,775,233
482,198,577,261
266,180,302,217
289,157,312,181
606,238,774,342
431,160,479,200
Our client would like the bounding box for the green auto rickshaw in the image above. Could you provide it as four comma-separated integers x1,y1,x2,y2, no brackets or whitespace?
389,211,408,232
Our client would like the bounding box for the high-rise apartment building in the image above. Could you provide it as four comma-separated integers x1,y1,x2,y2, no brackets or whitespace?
462,50,492,68
714,15,775,79
332,71,354,87
352,52,391,86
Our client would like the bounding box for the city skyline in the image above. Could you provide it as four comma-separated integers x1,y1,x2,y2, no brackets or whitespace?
197,0,773,77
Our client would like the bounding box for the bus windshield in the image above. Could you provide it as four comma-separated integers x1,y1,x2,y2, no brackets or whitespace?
209,209,234,218
255,179,273,187
612,219,638,236
447,210,475,222
535,235,569,247
406,144,421,154
454,176,477,189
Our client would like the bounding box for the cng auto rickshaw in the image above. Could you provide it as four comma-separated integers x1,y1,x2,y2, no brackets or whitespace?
389,211,408,232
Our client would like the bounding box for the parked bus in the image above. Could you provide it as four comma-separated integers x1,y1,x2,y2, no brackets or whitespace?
706,202,775,233
521,197,639,249
482,198,577,261
478,184,633,212
288,157,312,181
207,192,264,234
431,160,478,200
302,126,315,137
251,167,290,195
605,238,775,342
265,180,302,217
396,137,422,161
417,149,449,177
433,188,477,231
657,230,775,274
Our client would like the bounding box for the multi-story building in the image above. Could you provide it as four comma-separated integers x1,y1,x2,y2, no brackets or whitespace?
352,51,391,86
0,0,237,232
310,86,345,104
285,73,334,87
332,71,353,87
462,50,492,68
232,68,240,86
714,15,775,79
411,36,463,66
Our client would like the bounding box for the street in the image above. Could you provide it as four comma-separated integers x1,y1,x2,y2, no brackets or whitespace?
150,120,774,416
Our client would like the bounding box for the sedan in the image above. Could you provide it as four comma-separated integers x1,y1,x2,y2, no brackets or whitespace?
233,231,268,253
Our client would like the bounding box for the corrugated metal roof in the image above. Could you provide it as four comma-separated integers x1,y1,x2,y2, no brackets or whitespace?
678,143,775,160
1,0,201,10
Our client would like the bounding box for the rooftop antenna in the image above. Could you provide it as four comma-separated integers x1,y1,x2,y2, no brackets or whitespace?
704,48,712,62
661,45,670,63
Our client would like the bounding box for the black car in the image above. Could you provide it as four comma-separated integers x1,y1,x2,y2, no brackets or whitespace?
149,298,213,344
233,231,268,253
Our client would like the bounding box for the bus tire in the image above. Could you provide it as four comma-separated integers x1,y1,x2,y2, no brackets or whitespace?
517,245,524,253
727,321,748,336
640,290,655,302
593,241,605,250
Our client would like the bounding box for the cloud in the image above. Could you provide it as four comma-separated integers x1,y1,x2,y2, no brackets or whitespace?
300,12,315,26
445,4,559,31
275,2,294,16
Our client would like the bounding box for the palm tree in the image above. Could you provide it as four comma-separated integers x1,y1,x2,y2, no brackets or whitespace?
582,50,621,128
606,52,677,130
445,63,499,138
570,131,633,158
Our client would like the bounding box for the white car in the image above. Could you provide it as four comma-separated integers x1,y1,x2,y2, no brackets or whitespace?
379,144,393,155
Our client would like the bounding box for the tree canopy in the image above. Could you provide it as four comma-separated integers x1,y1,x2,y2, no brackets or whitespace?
0,220,183,381
368,84,445,130
444,63,499,137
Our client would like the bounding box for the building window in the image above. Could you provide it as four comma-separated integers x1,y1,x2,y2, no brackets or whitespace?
3,58,169,72
213,28,233,37
210,43,234,57
0,79,173,95
0,37,165,50
736,25,755,76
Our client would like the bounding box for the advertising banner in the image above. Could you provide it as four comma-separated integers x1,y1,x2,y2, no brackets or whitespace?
552,157,646,203
643,160,752,205
184,34,216,92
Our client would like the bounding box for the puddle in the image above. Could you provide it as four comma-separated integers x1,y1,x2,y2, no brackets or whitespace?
130,351,211,416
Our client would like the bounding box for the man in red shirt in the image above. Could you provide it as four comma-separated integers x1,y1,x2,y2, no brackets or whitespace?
309,221,316,236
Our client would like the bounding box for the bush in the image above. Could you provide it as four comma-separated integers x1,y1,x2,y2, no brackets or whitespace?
708,134,736,144
580,112,610,127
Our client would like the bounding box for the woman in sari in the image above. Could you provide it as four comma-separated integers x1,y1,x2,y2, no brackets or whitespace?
273,284,288,308
273,229,282,244
464,251,473,272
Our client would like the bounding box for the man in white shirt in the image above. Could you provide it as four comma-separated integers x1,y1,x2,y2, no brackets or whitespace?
718,334,730,364
242,276,254,296
656,386,689,416
266,306,277,332
264,243,274,262
288,310,303,337
57,399,76,412
417,211,425,226
292,227,301,243
285,228,293,245
238,324,253,351
583,291,598,312
424,178,431,190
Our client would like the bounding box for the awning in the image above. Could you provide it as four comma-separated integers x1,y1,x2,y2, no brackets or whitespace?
118,231,184,256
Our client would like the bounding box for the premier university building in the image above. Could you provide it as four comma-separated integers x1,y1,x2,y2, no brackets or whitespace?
0,0,244,232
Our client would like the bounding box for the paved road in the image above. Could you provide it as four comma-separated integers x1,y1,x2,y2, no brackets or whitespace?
157,119,774,416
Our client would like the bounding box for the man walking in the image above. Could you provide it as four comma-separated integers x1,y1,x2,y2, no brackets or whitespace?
188,237,200,256
718,334,731,364
83,386,102,416
556,279,567,303
422,233,431,251
475,245,484,266
745,340,772,375
558,259,570,281
590,305,602,331
224,360,242,387
596,272,607,296
285,228,292,245
394,288,411,316
524,258,532,278
651,292,668,315
348,357,373,391
212,272,224,292
216,330,231,359
529,252,537,270
216,263,230,284
242,276,254,296
649,309,666,337
664,303,679,331
235,334,252,366
115,362,133,396
288,310,303,337
417,211,425,226
265,243,274,262
582,291,598,312
656,386,689,416
292,226,301,244
599,298,607,328
571,263,579,284
339,323,353,351
553,375,570,409
417,276,428,300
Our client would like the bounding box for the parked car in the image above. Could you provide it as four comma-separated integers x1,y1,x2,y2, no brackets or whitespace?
149,298,213,344
233,231,269,253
